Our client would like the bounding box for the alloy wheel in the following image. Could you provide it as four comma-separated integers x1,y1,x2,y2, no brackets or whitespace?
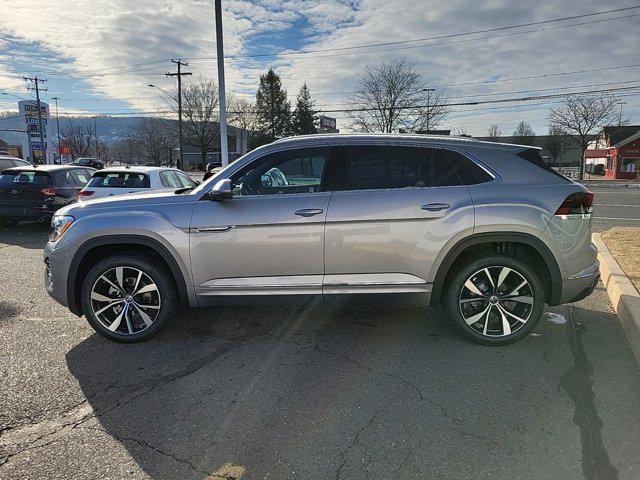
458,266,534,337
90,266,161,335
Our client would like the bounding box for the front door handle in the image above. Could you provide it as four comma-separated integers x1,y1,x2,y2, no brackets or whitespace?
295,208,324,217
421,203,450,211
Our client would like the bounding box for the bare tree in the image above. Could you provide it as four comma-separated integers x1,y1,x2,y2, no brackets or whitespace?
544,125,564,165
115,135,141,164
133,118,170,166
549,95,620,179
60,122,94,159
228,96,258,132
347,58,448,133
166,77,220,165
487,124,501,141
513,121,536,145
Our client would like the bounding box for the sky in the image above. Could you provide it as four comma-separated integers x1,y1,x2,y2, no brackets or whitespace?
0,0,639,136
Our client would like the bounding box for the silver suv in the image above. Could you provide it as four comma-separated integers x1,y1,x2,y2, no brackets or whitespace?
44,135,599,345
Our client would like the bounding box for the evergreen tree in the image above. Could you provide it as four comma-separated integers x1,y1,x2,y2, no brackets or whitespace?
292,83,318,135
255,69,291,139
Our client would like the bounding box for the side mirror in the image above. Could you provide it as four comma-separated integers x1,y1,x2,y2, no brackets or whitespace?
207,178,233,201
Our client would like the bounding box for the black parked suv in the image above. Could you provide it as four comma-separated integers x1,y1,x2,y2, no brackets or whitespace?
0,165,95,225
71,157,104,170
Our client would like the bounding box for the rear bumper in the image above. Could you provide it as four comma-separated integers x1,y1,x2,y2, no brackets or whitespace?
560,260,600,304
0,204,56,220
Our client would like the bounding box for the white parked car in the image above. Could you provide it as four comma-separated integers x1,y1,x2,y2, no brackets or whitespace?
79,166,197,200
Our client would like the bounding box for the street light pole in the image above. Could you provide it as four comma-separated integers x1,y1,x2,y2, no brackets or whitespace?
214,0,229,167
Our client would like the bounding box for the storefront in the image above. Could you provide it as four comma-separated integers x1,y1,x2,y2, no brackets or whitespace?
585,129,640,180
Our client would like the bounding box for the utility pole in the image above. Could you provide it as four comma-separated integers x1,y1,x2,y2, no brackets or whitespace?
214,0,229,167
93,117,99,157
422,88,435,133
24,76,47,164
51,97,62,162
166,59,192,170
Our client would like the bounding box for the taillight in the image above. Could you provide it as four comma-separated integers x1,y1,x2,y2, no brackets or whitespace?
40,188,58,196
79,190,95,198
555,191,594,216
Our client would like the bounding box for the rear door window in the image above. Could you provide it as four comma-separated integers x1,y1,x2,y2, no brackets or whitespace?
53,170,77,187
87,172,150,188
71,169,91,186
332,145,463,191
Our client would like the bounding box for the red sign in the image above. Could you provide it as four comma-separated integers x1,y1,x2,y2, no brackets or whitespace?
59,146,72,155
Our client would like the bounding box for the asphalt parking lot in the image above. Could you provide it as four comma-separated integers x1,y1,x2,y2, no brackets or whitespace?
1,194,640,480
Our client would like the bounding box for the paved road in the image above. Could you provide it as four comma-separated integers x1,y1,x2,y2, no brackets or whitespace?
1,224,640,479
590,186,640,232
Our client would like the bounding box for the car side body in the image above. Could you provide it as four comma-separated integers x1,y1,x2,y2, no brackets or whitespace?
44,134,599,344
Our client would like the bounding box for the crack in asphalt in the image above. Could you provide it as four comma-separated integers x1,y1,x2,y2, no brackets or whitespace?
82,425,231,478
335,400,392,480
0,331,267,468
560,305,619,480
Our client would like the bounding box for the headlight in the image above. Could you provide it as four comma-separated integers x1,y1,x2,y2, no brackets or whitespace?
49,215,74,242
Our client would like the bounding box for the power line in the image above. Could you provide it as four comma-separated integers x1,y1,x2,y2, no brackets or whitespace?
52,85,640,118
186,8,640,61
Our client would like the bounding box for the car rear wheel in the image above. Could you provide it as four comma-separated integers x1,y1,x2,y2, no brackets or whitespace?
81,254,176,342
445,256,545,345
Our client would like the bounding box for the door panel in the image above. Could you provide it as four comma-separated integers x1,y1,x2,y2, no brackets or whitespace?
190,193,330,296
324,187,473,290
323,145,474,297
190,146,333,299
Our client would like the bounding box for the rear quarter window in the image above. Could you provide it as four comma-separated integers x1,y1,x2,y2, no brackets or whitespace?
444,150,494,185
515,148,571,183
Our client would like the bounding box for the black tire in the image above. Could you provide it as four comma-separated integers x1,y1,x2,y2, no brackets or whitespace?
444,255,545,346
81,254,177,342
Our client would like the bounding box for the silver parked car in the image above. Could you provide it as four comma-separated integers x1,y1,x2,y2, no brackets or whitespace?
44,134,598,344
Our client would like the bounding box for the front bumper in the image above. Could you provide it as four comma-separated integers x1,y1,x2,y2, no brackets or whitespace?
44,237,76,310
560,260,601,304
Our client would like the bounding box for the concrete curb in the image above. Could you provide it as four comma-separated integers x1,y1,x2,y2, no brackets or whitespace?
592,232,640,366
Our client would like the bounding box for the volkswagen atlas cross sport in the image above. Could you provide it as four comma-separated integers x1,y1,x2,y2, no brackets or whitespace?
43,134,599,345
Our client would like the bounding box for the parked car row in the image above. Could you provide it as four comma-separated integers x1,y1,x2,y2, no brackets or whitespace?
0,163,196,225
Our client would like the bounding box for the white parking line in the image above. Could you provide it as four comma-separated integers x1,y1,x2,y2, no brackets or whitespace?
593,217,640,221
595,204,640,207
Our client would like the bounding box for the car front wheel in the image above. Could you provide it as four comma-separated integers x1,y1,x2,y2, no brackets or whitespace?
445,256,545,345
81,254,176,342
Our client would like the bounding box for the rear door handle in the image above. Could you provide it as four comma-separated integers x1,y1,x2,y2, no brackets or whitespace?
421,203,450,211
295,208,324,217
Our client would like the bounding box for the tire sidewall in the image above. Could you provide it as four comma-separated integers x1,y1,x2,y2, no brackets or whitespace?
445,256,545,346
81,255,175,342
